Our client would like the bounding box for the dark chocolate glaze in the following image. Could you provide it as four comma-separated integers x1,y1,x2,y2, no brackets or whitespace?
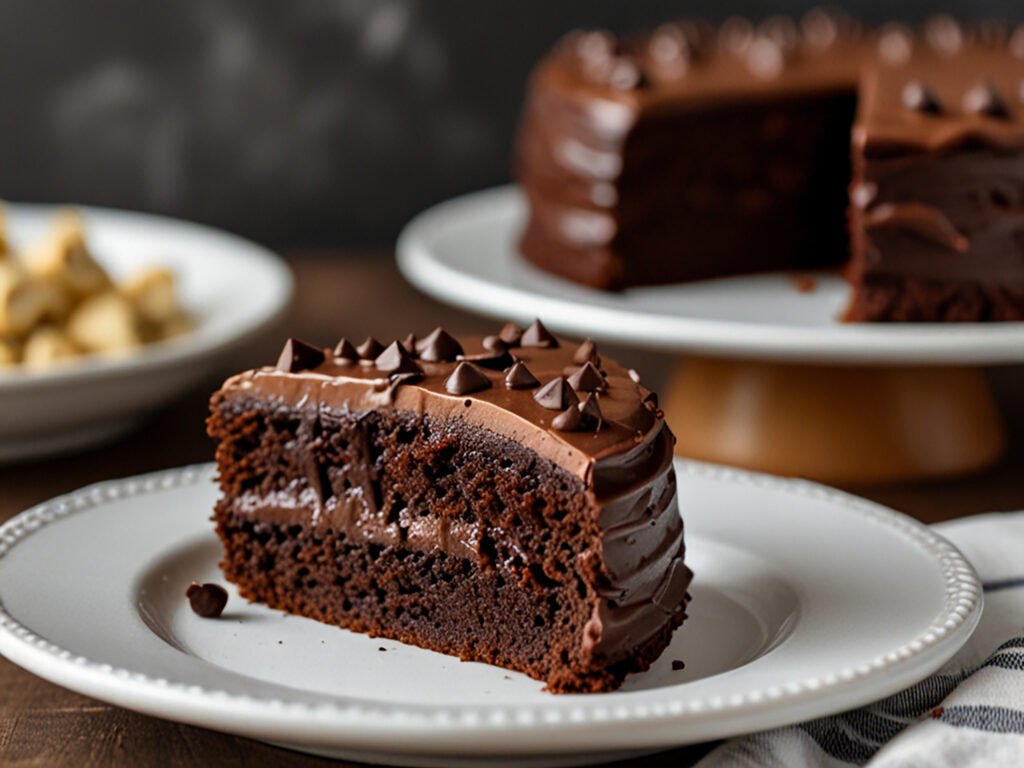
217,331,690,666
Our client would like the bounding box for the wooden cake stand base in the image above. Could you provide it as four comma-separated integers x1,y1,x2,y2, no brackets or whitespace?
662,357,1006,485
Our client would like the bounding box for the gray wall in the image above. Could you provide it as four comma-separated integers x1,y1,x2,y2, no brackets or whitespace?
1,1,1021,248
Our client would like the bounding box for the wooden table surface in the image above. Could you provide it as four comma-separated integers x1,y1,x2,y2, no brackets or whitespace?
2,253,1023,767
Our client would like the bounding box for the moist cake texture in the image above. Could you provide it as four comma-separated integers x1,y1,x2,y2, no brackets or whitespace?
208,323,691,693
517,13,1024,322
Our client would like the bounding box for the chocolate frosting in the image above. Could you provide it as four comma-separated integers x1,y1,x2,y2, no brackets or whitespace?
856,48,1024,155
218,329,690,665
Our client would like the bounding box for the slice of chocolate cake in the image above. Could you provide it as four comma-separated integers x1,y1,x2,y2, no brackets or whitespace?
207,323,691,693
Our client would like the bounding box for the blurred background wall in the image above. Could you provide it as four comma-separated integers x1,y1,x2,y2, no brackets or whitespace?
1,0,1022,249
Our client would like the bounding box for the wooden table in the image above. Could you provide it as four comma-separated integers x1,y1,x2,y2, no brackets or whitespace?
2,253,1022,767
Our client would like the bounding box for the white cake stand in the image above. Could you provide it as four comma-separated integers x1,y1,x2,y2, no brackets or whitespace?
397,186,1024,484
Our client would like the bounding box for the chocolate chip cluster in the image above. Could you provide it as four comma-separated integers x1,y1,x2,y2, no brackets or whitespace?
902,78,1014,119
272,319,621,434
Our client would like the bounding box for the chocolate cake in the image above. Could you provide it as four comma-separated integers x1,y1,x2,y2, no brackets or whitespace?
208,323,691,693
517,13,1024,322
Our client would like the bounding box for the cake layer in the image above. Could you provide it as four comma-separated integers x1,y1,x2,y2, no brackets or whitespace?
846,275,1024,322
209,327,692,692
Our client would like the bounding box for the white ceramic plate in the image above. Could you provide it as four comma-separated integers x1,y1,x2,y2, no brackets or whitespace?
0,204,292,462
397,186,1024,365
0,461,981,767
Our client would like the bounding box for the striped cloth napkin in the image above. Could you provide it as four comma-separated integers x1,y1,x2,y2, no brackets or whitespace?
698,511,1024,768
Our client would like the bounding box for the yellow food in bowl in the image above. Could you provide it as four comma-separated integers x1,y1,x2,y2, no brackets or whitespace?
0,207,193,370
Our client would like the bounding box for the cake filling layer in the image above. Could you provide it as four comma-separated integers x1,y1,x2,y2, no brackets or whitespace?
212,393,688,667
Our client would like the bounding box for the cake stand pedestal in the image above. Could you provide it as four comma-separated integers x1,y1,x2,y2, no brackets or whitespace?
662,358,1004,485
397,186,1024,485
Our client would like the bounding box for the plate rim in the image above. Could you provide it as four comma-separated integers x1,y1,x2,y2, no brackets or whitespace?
396,185,1024,366
0,461,983,752
0,202,294,392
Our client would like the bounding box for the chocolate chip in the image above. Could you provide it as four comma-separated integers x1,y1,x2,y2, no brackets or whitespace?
499,322,524,346
552,405,583,432
963,79,1011,118
417,327,464,362
357,336,385,360
608,56,646,91
445,362,492,395
878,23,913,64
579,392,604,430
649,24,691,74
458,348,514,371
801,8,839,49
567,362,606,393
534,377,578,410
925,14,962,56
505,361,540,389
901,81,943,114
1012,26,1024,59
276,338,325,373
401,333,418,356
375,341,423,375
576,29,617,63
745,37,784,79
520,319,559,348
483,335,507,352
573,338,601,366
671,659,686,671
186,582,228,618
333,337,359,362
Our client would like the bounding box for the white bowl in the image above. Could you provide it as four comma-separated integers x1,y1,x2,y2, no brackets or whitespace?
0,204,293,462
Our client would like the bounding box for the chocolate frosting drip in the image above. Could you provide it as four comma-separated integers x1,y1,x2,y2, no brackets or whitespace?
586,422,691,664
864,202,968,253
217,330,687,666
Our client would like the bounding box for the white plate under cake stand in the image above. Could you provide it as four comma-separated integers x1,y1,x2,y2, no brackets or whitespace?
397,186,1024,483
0,461,982,766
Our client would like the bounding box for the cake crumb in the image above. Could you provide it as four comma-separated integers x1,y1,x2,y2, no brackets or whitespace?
185,582,228,618
671,659,686,671
793,274,817,293
378,646,387,652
